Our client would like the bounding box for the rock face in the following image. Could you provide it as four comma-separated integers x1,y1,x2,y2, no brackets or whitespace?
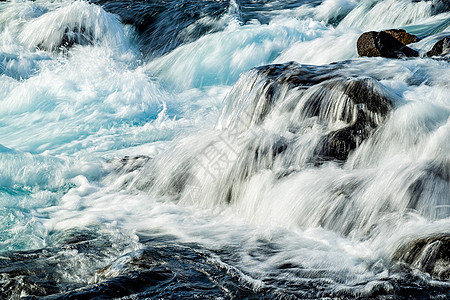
357,31,419,58
393,234,450,280
383,29,420,45
427,36,450,57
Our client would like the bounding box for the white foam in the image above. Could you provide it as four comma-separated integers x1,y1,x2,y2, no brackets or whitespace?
338,0,435,31
40,173,382,292
20,1,128,52
314,0,358,23
144,18,327,89
276,28,360,64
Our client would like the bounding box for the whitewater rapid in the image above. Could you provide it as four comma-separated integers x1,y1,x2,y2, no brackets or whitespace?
0,0,449,298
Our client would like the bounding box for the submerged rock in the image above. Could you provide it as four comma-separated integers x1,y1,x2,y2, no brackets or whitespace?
296,76,394,161
220,62,395,162
20,1,125,52
33,26,96,51
23,23,96,52
108,155,151,173
383,29,420,45
106,155,152,189
134,61,399,208
427,36,450,57
321,108,383,161
431,0,450,14
357,31,419,58
59,27,94,50
393,234,450,280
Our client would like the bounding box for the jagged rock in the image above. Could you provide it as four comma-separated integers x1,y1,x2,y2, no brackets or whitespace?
426,36,450,57
357,31,419,58
392,234,450,280
383,29,420,45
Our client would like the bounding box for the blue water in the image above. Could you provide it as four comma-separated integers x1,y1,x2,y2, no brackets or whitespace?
0,0,449,298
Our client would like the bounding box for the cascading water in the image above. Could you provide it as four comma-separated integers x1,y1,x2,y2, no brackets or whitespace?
0,0,449,298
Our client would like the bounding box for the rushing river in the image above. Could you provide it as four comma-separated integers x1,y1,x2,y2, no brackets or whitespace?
0,0,449,298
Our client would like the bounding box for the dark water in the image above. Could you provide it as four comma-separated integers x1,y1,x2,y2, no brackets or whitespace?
1,231,448,299
91,0,321,57
2,232,259,299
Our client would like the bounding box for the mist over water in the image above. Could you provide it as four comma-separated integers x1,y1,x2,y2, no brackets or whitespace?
0,0,449,298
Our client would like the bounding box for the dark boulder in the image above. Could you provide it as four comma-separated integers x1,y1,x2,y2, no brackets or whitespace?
314,77,394,161
357,31,419,58
392,234,450,280
220,62,396,162
383,29,420,45
426,36,450,57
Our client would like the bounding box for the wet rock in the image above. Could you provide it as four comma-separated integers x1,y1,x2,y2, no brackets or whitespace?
92,0,230,57
393,234,450,280
106,156,152,189
219,62,350,131
315,77,394,161
321,111,373,161
108,155,151,173
426,36,450,57
383,29,420,45
406,160,450,213
59,26,94,50
31,25,95,52
357,31,419,58
20,1,121,53
431,0,450,14
221,62,395,162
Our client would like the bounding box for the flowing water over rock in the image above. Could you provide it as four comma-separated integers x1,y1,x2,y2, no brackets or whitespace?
0,0,449,298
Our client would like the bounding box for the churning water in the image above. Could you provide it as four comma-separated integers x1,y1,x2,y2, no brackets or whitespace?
0,0,449,298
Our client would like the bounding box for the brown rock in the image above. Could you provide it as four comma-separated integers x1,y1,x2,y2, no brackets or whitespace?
383,29,420,45
357,31,419,58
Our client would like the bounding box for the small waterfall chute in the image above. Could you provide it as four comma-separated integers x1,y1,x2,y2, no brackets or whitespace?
130,62,404,229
